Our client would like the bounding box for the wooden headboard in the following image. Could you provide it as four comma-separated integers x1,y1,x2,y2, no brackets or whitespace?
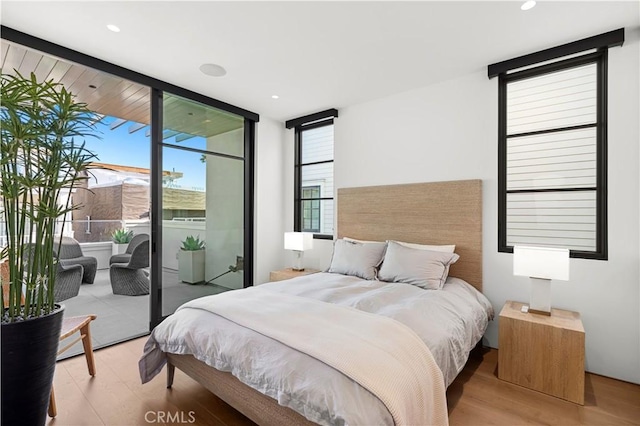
337,180,483,291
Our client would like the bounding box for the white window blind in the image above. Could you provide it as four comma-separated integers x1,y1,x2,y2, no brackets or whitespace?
507,64,597,134
505,61,599,253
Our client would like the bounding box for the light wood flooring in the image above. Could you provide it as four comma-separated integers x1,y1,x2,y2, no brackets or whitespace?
49,338,640,425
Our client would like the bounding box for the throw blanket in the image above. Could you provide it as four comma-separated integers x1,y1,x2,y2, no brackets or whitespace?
171,286,449,426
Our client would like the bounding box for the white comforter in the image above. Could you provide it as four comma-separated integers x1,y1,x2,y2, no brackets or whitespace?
140,273,493,426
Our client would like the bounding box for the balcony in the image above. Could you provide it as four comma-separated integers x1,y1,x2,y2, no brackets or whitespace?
1,218,233,358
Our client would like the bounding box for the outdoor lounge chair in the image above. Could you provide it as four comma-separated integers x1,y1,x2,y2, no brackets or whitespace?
18,244,83,303
54,262,84,302
110,239,150,296
109,233,149,265
57,237,97,284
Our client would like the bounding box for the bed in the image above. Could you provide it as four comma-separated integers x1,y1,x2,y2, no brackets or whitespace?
139,179,490,426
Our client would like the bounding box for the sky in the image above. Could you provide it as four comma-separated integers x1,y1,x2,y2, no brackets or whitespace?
82,116,208,190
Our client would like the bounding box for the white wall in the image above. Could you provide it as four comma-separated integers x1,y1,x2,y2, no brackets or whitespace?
206,129,244,290
294,35,638,383
254,117,288,284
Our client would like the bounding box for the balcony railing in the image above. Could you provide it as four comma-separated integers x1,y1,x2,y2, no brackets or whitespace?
0,219,151,248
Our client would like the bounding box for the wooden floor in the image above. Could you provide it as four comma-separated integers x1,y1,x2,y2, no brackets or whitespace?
49,338,640,426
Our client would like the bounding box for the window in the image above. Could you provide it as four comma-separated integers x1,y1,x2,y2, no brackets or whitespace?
286,109,338,239
490,29,625,260
302,186,321,232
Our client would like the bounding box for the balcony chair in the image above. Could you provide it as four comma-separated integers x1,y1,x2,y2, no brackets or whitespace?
109,233,149,265
110,239,150,296
14,245,83,303
57,237,98,284
53,262,84,302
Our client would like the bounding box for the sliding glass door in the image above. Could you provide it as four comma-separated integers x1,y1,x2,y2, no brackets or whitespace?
1,28,257,333
155,93,247,319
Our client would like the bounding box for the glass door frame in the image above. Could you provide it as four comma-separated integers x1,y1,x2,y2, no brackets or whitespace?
1,26,259,331
150,89,255,327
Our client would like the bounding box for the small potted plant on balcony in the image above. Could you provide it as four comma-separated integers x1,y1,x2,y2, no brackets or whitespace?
111,228,133,256
1,72,97,424
178,235,206,284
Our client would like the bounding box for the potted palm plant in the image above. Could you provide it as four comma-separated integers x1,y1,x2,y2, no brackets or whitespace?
1,72,97,425
178,235,206,284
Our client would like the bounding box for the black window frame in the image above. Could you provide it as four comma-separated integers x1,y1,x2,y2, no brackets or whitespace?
497,50,608,260
490,29,624,261
286,109,338,240
293,119,334,239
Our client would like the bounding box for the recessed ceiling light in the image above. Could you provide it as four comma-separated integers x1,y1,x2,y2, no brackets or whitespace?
271,95,279,99
521,0,536,11
106,24,120,33
199,63,227,77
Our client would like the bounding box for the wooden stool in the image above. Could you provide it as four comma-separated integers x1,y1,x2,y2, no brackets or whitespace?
48,314,97,418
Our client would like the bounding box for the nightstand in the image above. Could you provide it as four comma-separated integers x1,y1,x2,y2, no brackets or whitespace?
498,300,585,404
269,268,320,282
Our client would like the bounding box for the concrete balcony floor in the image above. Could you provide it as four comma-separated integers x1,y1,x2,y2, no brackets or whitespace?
59,268,231,359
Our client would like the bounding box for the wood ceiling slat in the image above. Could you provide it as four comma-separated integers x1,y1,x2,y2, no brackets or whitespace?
81,72,124,108
46,60,73,85
92,80,150,124
65,68,100,101
90,114,105,125
1,41,240,138
57,62,86,92
33,54,57,83
128,122,147,134
1,43,9,69
118,86,150,113
2,44,26,75
163,130,179,139
18,49,42,76
126,103,151,126
110,118,127,130
89,79,136,111
162,95,243,138
175,133,196,143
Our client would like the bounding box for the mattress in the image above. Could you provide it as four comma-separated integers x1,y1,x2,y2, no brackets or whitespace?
140,272,493,425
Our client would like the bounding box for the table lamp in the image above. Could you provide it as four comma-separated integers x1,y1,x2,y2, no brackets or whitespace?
284,232,313,271
513,245,569,316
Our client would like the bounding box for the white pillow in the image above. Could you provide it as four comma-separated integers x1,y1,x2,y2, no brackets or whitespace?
347,238,455,253
328,239,387,280
378,241,459,290
393,240,456,253
343,237,382,244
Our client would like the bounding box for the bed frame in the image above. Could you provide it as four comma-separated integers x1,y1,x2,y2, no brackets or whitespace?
166,179,483,425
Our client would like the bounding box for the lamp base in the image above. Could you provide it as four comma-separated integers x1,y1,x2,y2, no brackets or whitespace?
528,307,551,316
529,277,552,315
292,251,305,271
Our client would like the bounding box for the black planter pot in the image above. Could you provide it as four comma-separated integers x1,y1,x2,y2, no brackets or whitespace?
1,305,64,426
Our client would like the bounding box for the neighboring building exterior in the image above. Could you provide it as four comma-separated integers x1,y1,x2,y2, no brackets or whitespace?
72,162,205,242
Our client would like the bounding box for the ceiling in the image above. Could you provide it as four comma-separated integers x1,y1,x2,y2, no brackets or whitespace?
1,1,638,122
1,40,244,138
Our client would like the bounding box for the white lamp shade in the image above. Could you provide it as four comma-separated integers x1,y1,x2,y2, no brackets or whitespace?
513,246,570,281
284,232,314,251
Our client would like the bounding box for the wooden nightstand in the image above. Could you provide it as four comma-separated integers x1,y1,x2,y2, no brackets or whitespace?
498,300,585,405
269,268,320,282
